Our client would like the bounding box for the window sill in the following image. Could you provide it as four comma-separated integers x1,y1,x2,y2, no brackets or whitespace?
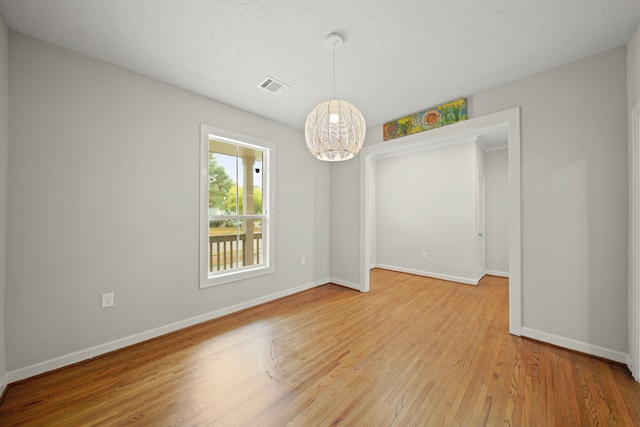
200,265,275,288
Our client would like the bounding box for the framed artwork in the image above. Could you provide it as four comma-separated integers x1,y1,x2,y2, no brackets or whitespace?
383,98,467,141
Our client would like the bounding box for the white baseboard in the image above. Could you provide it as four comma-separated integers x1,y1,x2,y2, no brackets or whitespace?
0,372,8,397
376,264,478,285
7,278,329,384
330,277,363,291
486,270,509,278
521,327,629,364
627,354,634,377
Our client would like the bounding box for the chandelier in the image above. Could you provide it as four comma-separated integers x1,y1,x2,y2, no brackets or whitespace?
304,33,366,161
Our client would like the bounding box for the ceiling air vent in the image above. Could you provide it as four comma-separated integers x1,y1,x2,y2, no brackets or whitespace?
258,76,291,95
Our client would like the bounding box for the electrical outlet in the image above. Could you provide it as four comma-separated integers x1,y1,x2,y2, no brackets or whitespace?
101,293,114,308
301,257,306,266
422,252,428,260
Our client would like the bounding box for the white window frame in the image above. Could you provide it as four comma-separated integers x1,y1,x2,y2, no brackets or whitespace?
200,124,275,288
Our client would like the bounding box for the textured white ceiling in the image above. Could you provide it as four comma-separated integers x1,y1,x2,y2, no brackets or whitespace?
1,0,639,131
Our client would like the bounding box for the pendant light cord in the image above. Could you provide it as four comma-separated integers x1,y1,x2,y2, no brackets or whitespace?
332,40,336,99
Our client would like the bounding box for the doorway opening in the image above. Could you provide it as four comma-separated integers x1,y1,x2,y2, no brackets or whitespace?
360,107,521,336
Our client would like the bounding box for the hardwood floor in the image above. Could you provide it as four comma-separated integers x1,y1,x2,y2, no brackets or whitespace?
1,269,640,426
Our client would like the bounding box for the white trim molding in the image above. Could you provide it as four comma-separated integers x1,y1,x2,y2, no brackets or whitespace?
330,277,363,291
7,278,328,384
629,101,640,381
375,264,479,286
486,270,509,278
521,327,629,365
0,373,8,397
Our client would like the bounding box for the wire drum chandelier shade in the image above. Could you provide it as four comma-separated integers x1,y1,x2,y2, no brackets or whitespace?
305,33,366,161
305,99,366,161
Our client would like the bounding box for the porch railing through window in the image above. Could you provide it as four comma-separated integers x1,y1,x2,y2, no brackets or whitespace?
209,233,263,272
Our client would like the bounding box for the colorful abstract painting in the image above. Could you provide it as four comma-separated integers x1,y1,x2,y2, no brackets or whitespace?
383,98,467,141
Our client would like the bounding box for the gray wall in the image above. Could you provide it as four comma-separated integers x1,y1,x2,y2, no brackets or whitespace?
0,16,8,386
332,47,629,355
472,47,628,353
485,149,509,274
629,23,640,110
6,33,331,371
330,160,361,286
375,141,480,282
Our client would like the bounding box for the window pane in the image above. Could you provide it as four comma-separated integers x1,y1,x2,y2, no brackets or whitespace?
207,218,264,272
209,139,237,216
208,220,241,272
243,218,263,266
253,154,264,215
238,146,264,215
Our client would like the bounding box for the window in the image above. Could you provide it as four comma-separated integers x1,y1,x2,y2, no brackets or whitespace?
200,125,275,288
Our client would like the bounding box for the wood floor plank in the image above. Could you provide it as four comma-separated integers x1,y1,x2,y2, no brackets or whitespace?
1,269,640,425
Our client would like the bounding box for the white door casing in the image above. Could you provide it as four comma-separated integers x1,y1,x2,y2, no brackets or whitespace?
477,173,486,281
629,101,640,382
